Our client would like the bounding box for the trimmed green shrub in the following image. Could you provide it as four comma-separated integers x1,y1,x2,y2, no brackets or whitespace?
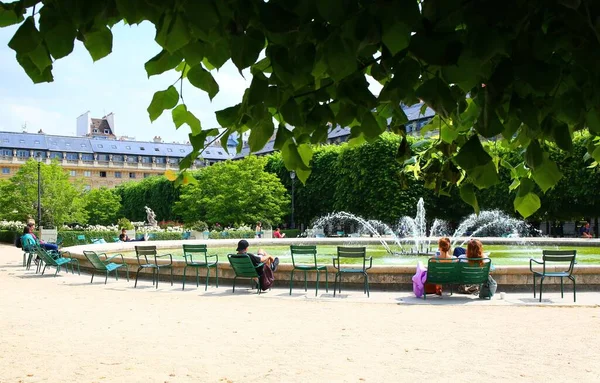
281,229,301,238
0,230,19,244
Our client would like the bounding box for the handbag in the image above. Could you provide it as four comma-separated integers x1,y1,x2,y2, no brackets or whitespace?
479,275,497,299
260,263,274,291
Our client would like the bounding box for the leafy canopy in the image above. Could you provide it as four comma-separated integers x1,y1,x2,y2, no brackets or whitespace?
174,156,289,225
3,0,600,217
83,187,122,226
5,159,87,226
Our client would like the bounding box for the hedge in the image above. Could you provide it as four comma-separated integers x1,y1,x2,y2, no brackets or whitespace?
0,230,19,245
281,229,301,238
208,230,255,239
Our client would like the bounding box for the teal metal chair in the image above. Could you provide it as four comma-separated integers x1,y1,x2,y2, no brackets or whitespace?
83,251,129,284
36,247,80,277
134,245,173,289
182,244,219,291
227,254,263,294
76,234,87,245
530,250,576,302
333,247,372,297
289,245,328,296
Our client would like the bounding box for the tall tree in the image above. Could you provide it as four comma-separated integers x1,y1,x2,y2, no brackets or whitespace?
174,156,289,226
83,187,122,225
3,0,600,216
8,159,87,226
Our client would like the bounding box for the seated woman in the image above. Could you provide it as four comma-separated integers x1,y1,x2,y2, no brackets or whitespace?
21,226,37,250
118,228,147,242
27,223,58,251
437,237,452,259
455,239,487,294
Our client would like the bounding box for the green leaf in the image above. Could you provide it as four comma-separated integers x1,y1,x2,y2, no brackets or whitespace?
274,125,293,150
460,183,479,214
514,178,541,217
585,107,600,135
297,143,313,167
468,161,500,189
0,2,25,27
440,119,459,143
115,0,146,24
324,35,356,82
359,112,386,140
187,65,219,100
16,53,53,83
82,25,113,61
396,136,412,163
27,43,52,72
281,141,311,183
551,121,572,151
147,86,179,122
525,140,543,169
39,7,77,59
453,135,492,170
230,29,264,71
532,153,563,193
164,14,192,53
248,119,275,152
216,104,241,127
474,110,504,138
171,104,202,135
203,41,230,69
145,49,183,77
382,22,411,55
181,41,205,67
8,17,41,54
415,78,455,118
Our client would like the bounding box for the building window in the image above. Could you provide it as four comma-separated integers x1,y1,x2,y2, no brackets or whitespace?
16,150,29,158
113,155,123,162
142,156,152,163
180,149,185,153
1,149,12,156
140,147,145,151
111,145,117,149
169,158,178,164
84,171,91,177
97,154,109,161
129,172,136,179
127,156,136,163
49,152,63,160
115,171,122,178
81,144,87,148
81,153,93,161
155,157,165,164
65,152,78,160
154,148,160,152
69,170,77,176
100,171,107,178
104,129,109,134
93,128,98,133
2,167,10,174
126,146,131,150
97,144,103,148
144,173,151,178
65,143,71,147
34,140,40,144
167,148,173,152
19,139,25,143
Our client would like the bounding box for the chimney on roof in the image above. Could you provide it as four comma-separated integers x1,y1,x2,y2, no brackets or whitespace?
153,136,163,143
38,129,44,134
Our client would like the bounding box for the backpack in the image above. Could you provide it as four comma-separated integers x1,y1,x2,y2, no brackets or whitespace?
15,235,22,249
260,264,275,291
479,275,497,299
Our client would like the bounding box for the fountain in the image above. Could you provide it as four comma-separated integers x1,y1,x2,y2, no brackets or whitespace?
310,198,535,256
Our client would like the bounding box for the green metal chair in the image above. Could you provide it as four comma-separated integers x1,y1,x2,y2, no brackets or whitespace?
289,245,328,296
76,234,87,245
181,244,219,291
530,250,576,302
36,246,80,277
333,247,372,297
83,251,130,284
227,254,263,294
134,245,173,289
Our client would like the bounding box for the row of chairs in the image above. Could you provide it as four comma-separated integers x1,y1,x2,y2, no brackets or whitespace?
78,245,374,297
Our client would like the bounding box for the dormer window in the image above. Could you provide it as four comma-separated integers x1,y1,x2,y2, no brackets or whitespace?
81,144,87,148
19,139,25,143
154,148,160,152
93,129,98,133
126,146,131,150
97,144,103,148
104,129,109,134
34,140,40,144
111,145,117,149
140,147,145,150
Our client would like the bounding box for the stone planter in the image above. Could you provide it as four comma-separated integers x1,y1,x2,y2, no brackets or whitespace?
262,229,273,239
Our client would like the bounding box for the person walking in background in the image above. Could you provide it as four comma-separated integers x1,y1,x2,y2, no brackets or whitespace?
255,221,262,238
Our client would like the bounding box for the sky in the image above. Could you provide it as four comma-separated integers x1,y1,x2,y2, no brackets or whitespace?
0,21,251,143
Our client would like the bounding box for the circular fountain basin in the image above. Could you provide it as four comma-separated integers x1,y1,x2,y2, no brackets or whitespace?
62,237,600,290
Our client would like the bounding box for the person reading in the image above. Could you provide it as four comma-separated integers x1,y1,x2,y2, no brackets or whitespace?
235,239,279,273
273,228,286,238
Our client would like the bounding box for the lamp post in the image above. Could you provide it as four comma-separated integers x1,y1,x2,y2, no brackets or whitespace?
36,153,42,228
290,171,296,229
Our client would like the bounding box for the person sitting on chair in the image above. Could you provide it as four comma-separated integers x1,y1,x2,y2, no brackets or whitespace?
26,223,58,251
119,228,147,242
235,239,279,273
580,222,593,238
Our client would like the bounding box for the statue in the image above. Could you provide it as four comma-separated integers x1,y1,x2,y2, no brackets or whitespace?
144,206,157,227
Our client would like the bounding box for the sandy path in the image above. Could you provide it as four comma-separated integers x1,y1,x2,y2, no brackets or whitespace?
1,245,599,383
